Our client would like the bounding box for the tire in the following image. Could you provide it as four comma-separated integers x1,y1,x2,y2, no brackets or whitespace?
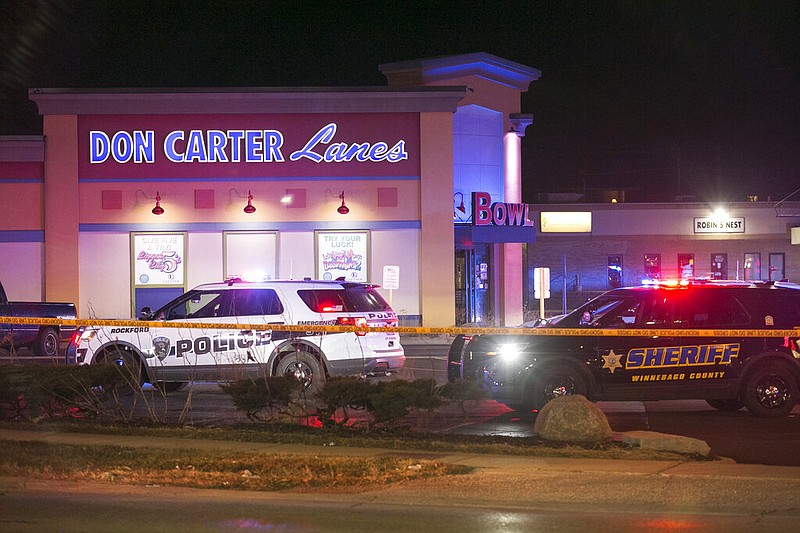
532,364,588,411
277,350,324,394
743,364,799,418
98,347,143,393
706,398,745,412
35,327,59,357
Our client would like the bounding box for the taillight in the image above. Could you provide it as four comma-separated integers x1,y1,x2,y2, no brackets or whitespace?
783,336,799,355
69,327,84,346
337,316,368,336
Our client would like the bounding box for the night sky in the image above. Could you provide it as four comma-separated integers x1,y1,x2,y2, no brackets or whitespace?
2,0,798,204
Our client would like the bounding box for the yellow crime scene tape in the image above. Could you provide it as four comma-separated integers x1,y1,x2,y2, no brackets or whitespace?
2,316,799,338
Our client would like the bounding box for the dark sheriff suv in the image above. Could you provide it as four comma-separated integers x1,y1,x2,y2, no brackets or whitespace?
449,280,800,418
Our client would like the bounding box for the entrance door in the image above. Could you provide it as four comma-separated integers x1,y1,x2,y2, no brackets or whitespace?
455,246,492,325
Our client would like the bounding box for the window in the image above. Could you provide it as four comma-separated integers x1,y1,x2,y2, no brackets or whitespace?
158,290,225,320
769,253,785,281
673,291,750,327
558,295,637,327
297,287,391,313
744,253,761,281
678,254,694,279
228,289,284,316
644,254,661,281
607,255,622,288
711,253,727,280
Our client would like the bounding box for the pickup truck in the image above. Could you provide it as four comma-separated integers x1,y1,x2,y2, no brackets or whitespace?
0,281,77,357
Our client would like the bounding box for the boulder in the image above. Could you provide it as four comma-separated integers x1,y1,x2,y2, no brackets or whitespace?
622,430,711,456
533,395,613,443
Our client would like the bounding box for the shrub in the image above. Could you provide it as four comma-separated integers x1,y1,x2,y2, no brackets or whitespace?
440,380,488,420
313,376,375,427
367,378,444,427
219,376,301,421
0,364,124,420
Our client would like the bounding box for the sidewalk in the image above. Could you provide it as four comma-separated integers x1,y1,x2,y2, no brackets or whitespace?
2,427,800,515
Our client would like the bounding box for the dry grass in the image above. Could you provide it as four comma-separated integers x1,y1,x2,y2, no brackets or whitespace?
0,439,472,492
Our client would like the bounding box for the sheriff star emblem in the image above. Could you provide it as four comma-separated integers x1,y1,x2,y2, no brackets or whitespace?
602,350,623,374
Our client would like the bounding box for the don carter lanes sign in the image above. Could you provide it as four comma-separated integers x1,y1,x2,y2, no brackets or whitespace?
89,123,408,165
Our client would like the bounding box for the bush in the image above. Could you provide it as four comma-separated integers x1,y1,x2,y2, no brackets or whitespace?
219,376,301,421
0,364,123,420
367,378,444,427
440,380,488,420
313,376,375,427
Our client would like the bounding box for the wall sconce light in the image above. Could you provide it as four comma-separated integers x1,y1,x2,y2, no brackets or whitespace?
152,191,164,215
454,192,466,214
337,191,349,215
243,190,256,214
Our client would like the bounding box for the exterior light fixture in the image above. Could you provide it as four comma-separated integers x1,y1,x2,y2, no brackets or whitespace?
337,191,349,215
243,190,256,214
151,191,164,215
454,192,466,213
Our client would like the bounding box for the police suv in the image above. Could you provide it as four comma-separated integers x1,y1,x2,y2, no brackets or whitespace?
71,278,404,391
449,280,800,417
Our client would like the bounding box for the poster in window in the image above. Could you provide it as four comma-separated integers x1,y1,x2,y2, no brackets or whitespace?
131,232,186,286
315,230,370,282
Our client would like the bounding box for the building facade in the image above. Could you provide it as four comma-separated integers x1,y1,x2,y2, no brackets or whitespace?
524,201,800,317
0,53,540,327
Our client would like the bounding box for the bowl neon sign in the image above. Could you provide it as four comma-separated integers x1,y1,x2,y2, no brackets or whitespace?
472,191,533,227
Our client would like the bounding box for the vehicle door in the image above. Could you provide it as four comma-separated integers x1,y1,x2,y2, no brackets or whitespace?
599,289,747,399
565,293,647,393
145,289,232,377
216,287,287,369
594,290,689,398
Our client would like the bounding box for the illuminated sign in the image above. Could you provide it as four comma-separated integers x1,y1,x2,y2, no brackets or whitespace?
78,114,419,179
89,123,408,165
132,232,186,287
693,217,745,234
315,230,370,283
540,212,592,233
472,192,533,227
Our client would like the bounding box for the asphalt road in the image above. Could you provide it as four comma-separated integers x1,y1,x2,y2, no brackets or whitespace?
3,478,799,533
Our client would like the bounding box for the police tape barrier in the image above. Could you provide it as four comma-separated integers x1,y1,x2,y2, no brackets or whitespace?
2,316,799,339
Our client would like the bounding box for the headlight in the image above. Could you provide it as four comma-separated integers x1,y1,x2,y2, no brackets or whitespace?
495,343,525,363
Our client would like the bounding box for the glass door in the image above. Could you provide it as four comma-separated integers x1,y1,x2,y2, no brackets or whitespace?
454,246,492,325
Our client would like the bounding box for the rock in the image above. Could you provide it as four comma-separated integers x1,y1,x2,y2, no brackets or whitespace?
622,430,711,456
534,395,613,443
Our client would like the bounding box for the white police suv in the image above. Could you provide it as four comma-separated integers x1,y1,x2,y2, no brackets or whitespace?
71,278,404,391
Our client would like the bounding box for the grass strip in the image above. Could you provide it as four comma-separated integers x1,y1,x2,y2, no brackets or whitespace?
0,439,473,492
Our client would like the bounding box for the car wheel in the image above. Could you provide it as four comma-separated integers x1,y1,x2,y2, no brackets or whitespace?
278,350,324,394
743,364,798,418
98,347,143,393
35,327,59,357
705,398,745,411
533,365,587,410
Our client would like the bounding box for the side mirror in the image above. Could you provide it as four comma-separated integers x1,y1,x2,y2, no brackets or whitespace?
139,306,152,318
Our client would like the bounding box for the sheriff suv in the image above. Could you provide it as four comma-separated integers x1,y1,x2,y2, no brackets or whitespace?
71,278,404,391
449,280,800,418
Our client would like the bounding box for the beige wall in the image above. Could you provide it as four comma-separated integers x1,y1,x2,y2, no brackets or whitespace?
43,115,80,305
419,112,456,326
